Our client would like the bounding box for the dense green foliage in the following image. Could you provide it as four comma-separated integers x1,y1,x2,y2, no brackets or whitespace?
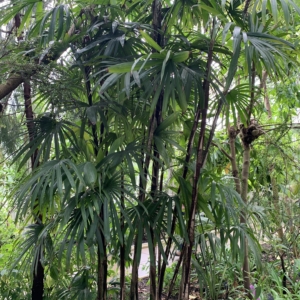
1,0,300,299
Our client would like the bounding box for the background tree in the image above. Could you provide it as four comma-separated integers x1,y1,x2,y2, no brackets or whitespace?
0,0,300,299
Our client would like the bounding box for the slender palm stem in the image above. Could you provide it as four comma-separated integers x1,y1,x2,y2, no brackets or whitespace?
24,80,44,300
179,19,216,299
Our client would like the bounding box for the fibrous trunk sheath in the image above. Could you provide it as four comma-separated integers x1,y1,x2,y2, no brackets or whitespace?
24,80,45,300
178,20,215,299
120,171,125,300
241,142,251,297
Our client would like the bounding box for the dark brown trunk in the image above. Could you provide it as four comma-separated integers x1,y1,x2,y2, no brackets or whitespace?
151,0,162,47
228,126,241,194
97,241,108,300
130,0,163,295
165,93,224,299
149,94,163,299
130,245,139,300
243,0,252,16
85,66,98,153
166,248,184,299
130,115,156,300
31,258,44,300
178,21,215,299
24,80,44,300
120,171,125,300
157,168,164,286
157,101,201,298
83,66,107,300
179,119,206,298
130,144,146,300
149,228,157,300
24,80,38,166
97,203,107,300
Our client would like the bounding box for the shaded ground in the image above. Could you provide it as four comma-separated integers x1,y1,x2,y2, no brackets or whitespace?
109,242,299,299
137,277,201,300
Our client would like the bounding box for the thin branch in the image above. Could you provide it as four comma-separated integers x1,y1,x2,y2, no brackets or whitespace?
211,142,232,161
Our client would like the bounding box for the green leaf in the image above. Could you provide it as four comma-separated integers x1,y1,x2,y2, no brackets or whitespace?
103,198,110,242
108,59,162,73
261,0,267,25
109,137,124,153
84,162,97,186
35,1,43,21
18,3,34,36
124,72,131,98
198,196,215,222
222,22,233,45
154,136,169,165
57,5,65,40
232,26,241,53
139,29,162,52
255,286,262,298
198,3,227,22
56,165,63,196
125,153,136,187
175,74,187,111
172,51,190,63
270,0,278,23
49,6,58,41
161,50,171,82
155,112,179,134
100,73,123,93
132,71,141,87
225,31,241,91
211,181,216,208
86,107,97,125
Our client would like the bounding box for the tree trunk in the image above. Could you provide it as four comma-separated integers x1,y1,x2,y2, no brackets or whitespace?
130,245,139,300
0,37,73,101
157,100,202,298
179,123,206,299
165,72,224,300
97,241,108,300
130,0,163,296
120,171,125,300
228,126,241,194
167,249,184,299
157,168,164,293
130,114,157,300
24,80,45,300
228,126,252,297
149,95,163,299
85,66,98,153
83,66,108,300
178,20,215,299
240,140,251,298
149,148,159,300
31,258,44,300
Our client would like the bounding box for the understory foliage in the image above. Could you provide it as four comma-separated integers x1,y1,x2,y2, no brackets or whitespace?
0,0,300,299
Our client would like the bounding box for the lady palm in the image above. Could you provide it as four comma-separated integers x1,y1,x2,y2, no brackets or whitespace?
0,0,299,299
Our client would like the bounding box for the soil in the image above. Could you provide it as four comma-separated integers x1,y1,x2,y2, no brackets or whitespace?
137,277,177,299
137,277,201,300
134,243,281,299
